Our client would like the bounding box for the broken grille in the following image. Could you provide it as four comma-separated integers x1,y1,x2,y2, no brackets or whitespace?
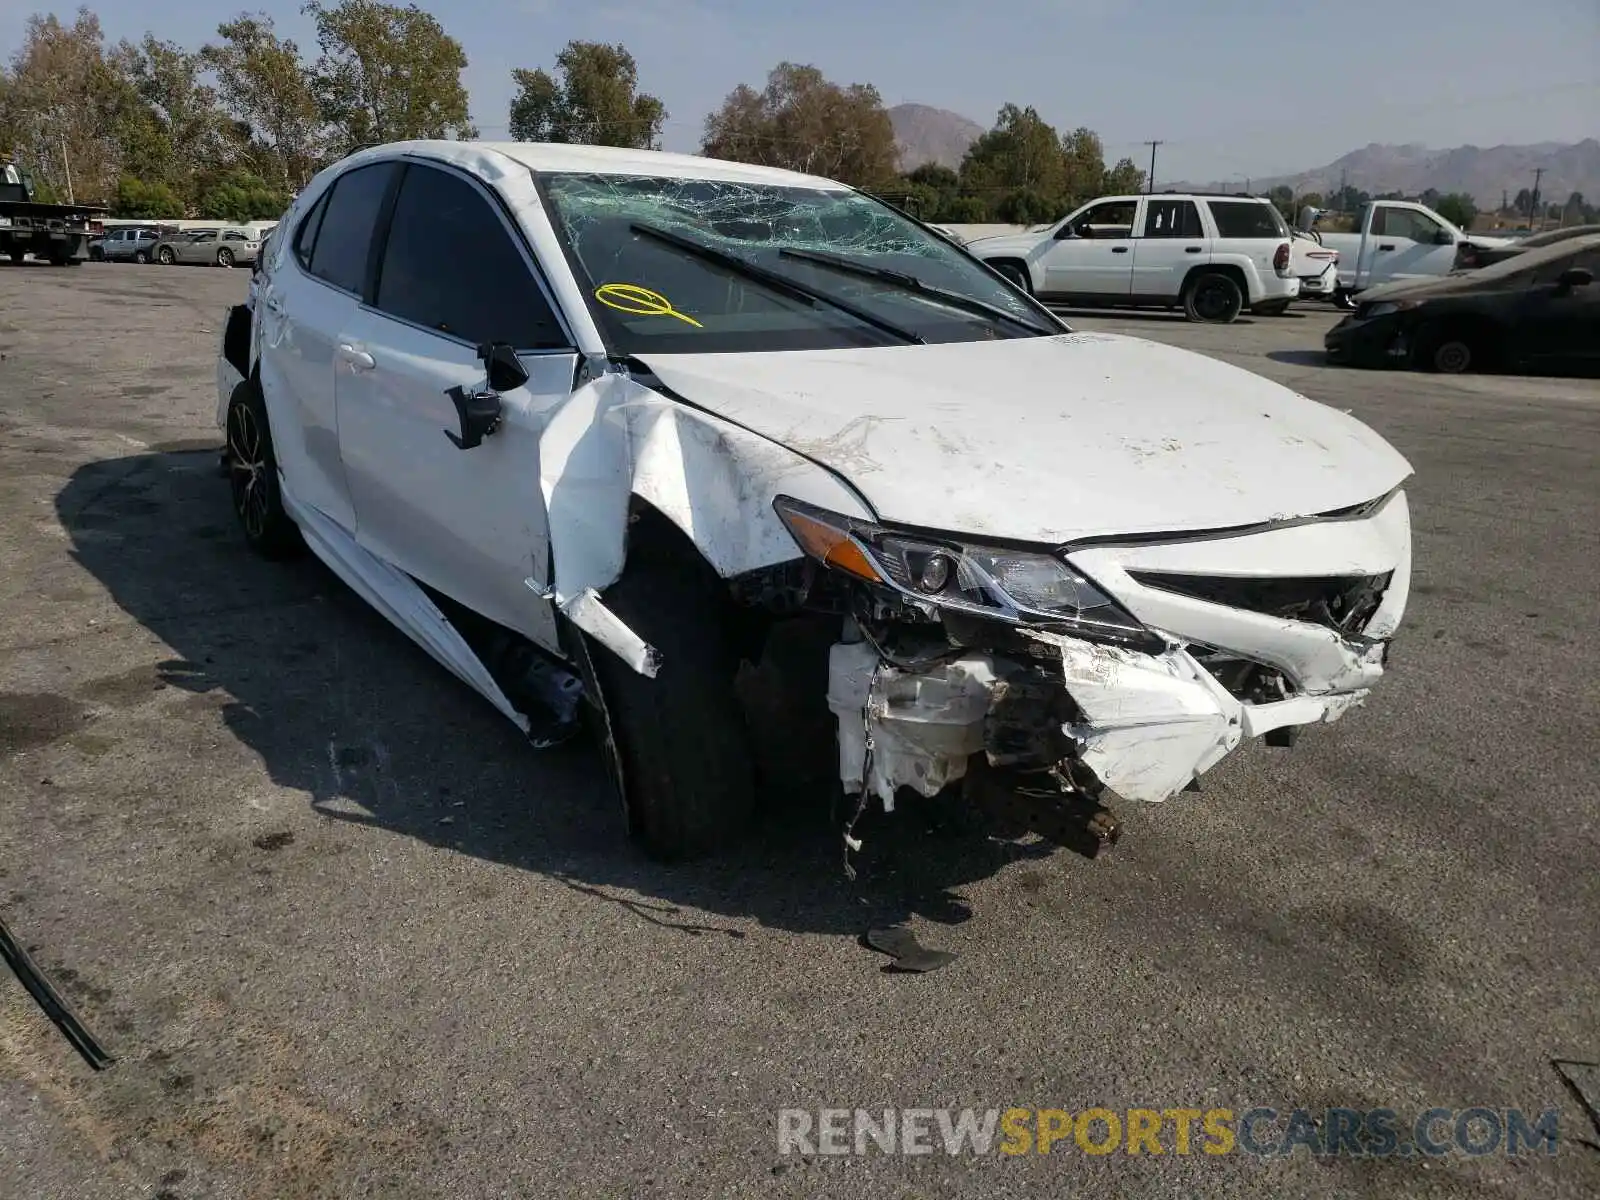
1129,571,1392,633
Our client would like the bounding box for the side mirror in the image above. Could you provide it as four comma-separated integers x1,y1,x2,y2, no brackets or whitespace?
1053,223,1077,240
479,341,529,393
1557,267,1593,291
1434,230,1455,245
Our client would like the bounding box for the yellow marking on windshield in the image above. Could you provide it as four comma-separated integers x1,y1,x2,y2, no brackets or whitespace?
594,283,703,328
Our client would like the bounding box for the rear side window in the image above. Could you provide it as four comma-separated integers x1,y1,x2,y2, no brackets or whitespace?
373,163,567,350
1208,201,1287,239
294,195,328,266
306,162,398,294
1144,200,1203,239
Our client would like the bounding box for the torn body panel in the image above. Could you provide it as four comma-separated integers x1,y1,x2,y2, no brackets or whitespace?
536,371,875,635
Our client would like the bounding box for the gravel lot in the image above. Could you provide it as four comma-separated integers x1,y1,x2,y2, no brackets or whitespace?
2,260,1597,1199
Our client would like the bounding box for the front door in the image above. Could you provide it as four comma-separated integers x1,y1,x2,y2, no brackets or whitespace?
335,160,578,652
1042,198,1140,298
1514,249,1600,375
1361,204,1457,288
1132,198,1208,299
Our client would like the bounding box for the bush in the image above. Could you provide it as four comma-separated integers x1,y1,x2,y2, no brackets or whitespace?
198,172,290,223
111,177,186,218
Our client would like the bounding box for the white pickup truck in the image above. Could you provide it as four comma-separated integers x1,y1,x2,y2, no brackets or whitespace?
1306,200,1509,307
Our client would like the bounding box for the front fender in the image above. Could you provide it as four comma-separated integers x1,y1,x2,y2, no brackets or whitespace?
537,373,874,606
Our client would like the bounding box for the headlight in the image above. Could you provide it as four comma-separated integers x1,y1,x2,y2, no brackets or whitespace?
773,496,1150,644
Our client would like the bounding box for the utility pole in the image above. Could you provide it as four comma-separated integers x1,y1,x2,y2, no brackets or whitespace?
58,131,74,205
1529,167,1544,230
1144,140,1163,194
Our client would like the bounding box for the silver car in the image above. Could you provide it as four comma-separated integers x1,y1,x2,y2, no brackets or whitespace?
91,226,165,263
153,227,260,268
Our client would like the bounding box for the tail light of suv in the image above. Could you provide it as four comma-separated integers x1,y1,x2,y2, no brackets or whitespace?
1273,242,1291,274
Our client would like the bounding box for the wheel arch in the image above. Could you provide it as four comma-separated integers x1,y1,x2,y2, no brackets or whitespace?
1183,260,1249,300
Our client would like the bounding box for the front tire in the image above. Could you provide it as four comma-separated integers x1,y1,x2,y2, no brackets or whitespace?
584,546,756,861
990,260,1033,294
225,380,303,559
1184,271,1244,323
1413,324,1478,375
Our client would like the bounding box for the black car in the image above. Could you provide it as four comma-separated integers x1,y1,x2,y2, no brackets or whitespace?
1325,233,1600,376
1453,224,1600,272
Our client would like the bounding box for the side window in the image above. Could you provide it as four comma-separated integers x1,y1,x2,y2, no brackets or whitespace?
1143,200,1202,239
294,194,329,267
374,164,567,350
1070,199,1138,239
1207,201,1285,239
307,162,398,294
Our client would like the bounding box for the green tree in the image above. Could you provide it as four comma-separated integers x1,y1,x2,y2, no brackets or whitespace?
1103,157,1145,195
303,0,475,150
509,41,665,148
111,175,184,217
1563,191,1586,223
1059,126,1105,204
200,15,325,190
109,36,228,203
959,105,1065,201
701,63,898,188
198,169,290,221
996,186,1064,225
1434,192,1476,230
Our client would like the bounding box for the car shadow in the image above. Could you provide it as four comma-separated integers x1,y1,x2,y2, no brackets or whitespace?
1266,349,1335,367
56,447,1060,942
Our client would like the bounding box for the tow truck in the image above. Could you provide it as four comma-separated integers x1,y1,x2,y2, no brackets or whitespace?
0,159,106,265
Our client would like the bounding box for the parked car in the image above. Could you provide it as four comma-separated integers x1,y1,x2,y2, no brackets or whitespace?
1453,223,1600,272
1290,230,1340,301
154,226,261,267
1310,200,1510,306
1324,232,1600,375
965,193,1301,322
90,225,164,263
216,141,1414,861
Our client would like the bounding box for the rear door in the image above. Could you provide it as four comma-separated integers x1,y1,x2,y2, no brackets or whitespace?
255,160,399,532
336,159,578,651
1041,198,1140,298
1131,198,1207,299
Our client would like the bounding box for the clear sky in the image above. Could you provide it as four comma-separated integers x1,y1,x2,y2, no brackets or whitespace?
3,0,1596,181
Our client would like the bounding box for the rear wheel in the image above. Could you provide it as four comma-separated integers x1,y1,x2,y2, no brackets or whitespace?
216,247,235,268
225,379,303,559
991,261,1032,294
583,541,756,861
157,246,175,265
1184,271,1244,323
134,249,149,264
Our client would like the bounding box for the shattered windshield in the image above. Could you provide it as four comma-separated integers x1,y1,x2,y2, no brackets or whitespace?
538,172,1059,353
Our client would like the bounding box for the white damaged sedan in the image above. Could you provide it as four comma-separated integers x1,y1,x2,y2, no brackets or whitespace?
216,141,1412,860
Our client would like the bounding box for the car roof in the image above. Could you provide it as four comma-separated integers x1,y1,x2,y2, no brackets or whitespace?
340,140,852,191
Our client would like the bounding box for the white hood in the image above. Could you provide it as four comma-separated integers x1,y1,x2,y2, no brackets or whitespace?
633,333,1412,545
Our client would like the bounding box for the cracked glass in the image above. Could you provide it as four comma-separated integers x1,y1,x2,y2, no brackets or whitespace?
538,172,1056,354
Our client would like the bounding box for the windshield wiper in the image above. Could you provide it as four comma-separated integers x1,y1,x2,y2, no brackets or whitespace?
627,223,924,345
778,246,1059,336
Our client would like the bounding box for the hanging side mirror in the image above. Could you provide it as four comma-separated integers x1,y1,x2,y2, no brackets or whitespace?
479,341,529,393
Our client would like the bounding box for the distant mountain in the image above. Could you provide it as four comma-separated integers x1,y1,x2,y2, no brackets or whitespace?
1172,140,1600,208
889,104,985,171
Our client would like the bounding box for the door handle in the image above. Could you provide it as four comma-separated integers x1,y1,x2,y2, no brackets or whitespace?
1185,246,1202,253
336,343,375,371
1378,244,1395,251
263,294,284,315
1111,246,1129,253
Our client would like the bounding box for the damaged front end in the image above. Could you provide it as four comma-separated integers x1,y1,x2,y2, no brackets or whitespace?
766,490,1412,847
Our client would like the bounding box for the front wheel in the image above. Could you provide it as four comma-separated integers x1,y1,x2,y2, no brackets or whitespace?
583,550,756,861
225,380,303,559
157,246,175,265
1184,272,1244,323
990,261,1032,294
1413,324,1478,375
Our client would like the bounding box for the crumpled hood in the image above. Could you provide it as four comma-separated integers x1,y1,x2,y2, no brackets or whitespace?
633,334,1412,545
1357,271,1493,303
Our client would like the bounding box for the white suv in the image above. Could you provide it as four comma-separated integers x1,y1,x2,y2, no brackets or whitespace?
966,193,1300,322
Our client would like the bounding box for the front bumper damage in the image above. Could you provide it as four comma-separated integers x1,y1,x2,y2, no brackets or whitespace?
825,490,1411,813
